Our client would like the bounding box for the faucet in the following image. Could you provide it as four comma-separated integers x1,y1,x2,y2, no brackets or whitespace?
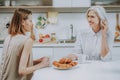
70,24,74,40
70,24,76,41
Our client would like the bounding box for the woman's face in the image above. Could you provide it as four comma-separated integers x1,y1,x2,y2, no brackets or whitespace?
87,10,100,32
22,14,33,32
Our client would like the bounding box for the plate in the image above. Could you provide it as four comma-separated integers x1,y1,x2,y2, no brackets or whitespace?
52,62,78,70
52,65,71,70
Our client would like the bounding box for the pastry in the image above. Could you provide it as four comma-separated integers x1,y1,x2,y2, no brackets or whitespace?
52,58,78,69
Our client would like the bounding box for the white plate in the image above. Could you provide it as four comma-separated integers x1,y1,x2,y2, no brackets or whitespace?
52,64,79,70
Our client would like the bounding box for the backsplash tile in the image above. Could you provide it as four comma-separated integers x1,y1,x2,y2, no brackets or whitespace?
0,12,116,42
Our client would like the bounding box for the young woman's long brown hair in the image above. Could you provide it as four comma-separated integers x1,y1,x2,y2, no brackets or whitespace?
9,8,32,36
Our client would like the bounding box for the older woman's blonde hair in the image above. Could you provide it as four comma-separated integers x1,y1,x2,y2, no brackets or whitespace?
9,8,32,36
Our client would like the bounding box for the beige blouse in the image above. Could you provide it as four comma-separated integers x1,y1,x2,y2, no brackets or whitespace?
0,34,33,80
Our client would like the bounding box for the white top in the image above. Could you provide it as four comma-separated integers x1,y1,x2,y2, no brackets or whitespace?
74,28,113,61
31,60,120,80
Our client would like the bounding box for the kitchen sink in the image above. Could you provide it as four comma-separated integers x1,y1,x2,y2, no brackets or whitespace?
58,39,76,43
0,40,4,44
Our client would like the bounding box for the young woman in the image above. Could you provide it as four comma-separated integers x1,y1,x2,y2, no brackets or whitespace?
67,6,113,61
0,8,49,80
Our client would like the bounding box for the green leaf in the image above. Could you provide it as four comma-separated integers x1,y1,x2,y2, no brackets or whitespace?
38,16,42,21
37,22,41,25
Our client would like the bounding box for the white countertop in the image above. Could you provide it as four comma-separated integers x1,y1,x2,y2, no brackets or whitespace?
0,42,120,48
113,42,120,47
0,43,75,48
33,43,75,48
31,60,120,80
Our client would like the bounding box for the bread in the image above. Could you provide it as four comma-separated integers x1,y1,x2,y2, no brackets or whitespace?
52,58,78,69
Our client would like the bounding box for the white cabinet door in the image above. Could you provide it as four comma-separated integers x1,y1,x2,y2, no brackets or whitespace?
71,0,91,7
53,48,73,60
112,47,120,60
0,48,3,63
53,0,71,7
32,48,53,60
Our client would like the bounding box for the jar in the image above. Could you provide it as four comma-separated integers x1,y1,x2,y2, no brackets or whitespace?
4,0,10,6
11,0,16,6
51,33,56,41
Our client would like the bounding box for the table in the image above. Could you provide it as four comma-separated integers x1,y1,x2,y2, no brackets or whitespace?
31,60,120,80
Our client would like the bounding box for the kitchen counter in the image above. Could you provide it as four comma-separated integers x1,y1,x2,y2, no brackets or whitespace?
0,42,120,48
33,42,75,48
113,42,120,47
31,60,120,80
0,43,75,48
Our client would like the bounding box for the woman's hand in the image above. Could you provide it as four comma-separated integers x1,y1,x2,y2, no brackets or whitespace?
38,57,50,68
101,20,108,36
33,57,45,65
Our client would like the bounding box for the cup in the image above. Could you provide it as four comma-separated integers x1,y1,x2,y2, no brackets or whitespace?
46,54,54,67
77,54,86,64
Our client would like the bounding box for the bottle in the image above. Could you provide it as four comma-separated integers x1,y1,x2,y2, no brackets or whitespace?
70,24,74,40
116,13,120,31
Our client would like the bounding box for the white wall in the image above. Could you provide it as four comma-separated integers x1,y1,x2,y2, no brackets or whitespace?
0,13,117,39
0,12,120,60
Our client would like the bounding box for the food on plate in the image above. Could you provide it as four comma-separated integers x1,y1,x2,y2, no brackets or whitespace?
53,61,60,67
39,38,43,43
39,34,51,43
59,58,72,64
45,34,50,38
52,58,78,69
39,34,50,39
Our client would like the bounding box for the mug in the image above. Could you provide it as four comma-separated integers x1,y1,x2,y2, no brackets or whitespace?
46,55,54,67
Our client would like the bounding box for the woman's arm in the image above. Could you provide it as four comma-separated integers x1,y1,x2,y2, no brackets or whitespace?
100,20,109,57
101,33,109,57
18,38,49,76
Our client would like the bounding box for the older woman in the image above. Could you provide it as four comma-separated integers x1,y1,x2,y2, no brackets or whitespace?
67,6,113,61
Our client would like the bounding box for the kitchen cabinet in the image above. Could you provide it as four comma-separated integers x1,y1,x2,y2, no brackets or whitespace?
53,48,73,60
0,5,120,13
32,44,75,60
0,48,3,63
0,43,75,62
0,46,74,62
0,6,89,13
112,47,120,60
0,45,120,62
32,47,74,60
32,48,53,60
0,0,120,13
53,0,91,7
